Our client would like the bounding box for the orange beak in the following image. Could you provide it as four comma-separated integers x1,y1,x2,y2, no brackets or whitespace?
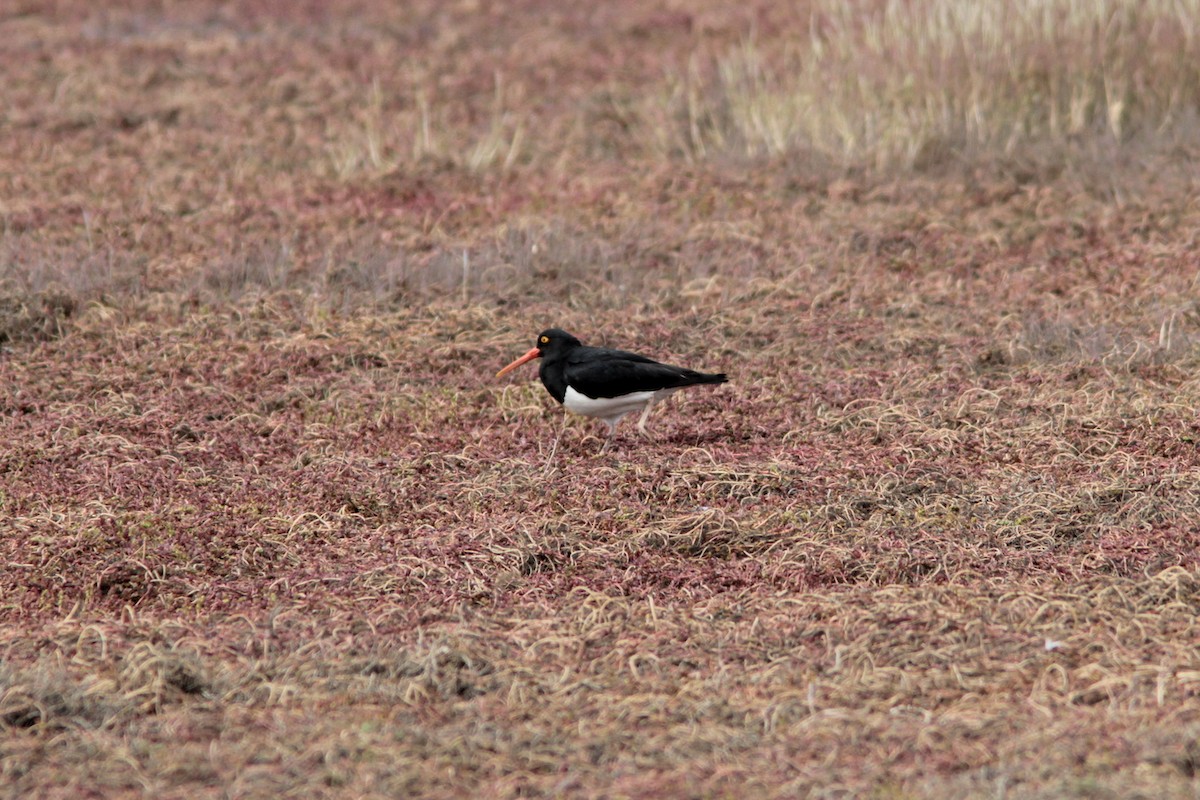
495,346,542,378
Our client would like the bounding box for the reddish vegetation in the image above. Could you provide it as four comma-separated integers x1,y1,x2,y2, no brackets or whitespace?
4,1,1200,798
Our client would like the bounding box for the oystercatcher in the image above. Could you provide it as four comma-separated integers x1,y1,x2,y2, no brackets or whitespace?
496,328,728,450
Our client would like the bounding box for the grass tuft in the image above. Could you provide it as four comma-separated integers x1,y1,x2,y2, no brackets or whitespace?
647,0,1200,170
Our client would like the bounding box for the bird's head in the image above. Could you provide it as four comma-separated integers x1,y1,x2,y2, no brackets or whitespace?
496,328,581,377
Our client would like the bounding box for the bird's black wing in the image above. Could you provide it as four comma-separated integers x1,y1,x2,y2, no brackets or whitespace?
564,347,725,399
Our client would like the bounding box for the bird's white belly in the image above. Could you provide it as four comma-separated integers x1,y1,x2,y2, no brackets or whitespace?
564,386,664,422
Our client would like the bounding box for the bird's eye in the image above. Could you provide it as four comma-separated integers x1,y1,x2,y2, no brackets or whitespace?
540,335,549,344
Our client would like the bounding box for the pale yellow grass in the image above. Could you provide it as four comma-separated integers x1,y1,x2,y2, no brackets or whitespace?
649,0,1200,168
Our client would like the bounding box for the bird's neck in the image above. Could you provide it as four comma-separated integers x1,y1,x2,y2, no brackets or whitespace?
538,358,568,403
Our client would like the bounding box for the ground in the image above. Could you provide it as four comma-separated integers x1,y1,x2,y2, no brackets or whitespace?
3,1,1200,798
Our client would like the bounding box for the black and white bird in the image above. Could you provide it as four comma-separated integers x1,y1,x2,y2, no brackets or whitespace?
496,328,728,450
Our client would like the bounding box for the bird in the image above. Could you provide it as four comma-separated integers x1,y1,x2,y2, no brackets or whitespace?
496,328,728,450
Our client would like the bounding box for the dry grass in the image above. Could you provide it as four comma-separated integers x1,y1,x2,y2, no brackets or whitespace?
650,0,1200,170
4,1,1200,798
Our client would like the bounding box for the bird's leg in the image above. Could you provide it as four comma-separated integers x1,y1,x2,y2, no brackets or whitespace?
542,414,569,476
636,401,655,438
599,420,618,453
